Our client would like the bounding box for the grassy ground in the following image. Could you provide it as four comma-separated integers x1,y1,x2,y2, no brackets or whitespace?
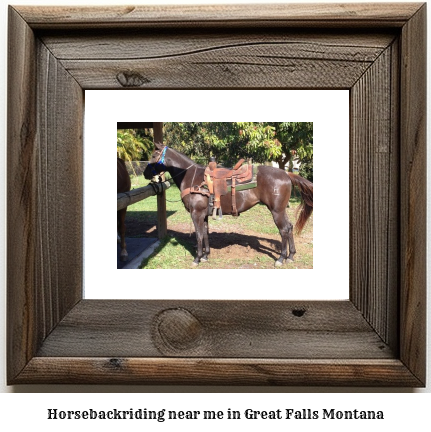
125,174,313,269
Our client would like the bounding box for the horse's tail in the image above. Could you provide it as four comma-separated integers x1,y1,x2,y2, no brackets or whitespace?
287,172,313,234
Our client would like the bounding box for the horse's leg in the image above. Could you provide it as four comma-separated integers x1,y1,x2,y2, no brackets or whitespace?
117,209,128,261
271,209,296,266
191,210,206,266
201,215,210,262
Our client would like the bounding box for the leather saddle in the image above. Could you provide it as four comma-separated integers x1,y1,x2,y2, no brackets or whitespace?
204,159,255,218
180,158,257,219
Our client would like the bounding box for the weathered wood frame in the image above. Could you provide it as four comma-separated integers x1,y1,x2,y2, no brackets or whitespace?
7,4,426,386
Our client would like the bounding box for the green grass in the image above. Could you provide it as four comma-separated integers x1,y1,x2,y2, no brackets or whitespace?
139,236,196,269
127,175,191,224
127,174,303,232
126,174,313,269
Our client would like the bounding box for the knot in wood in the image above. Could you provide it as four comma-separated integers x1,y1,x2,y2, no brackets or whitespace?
155,308,203,351
116,71,150,87
108,358,123,369
292,308,306,317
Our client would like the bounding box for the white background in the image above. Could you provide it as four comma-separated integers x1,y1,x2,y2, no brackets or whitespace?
0,0,430,427
85,90,349,300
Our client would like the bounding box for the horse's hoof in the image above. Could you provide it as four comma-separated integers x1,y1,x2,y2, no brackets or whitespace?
191,261,199,267
275,259,284,267
200,257,208,263
286,258,294,263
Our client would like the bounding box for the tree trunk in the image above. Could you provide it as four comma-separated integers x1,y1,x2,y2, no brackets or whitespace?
277,154,291,170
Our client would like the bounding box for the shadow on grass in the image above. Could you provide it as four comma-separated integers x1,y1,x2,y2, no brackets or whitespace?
124,210,176,237
126,210,177,223
207,231,280,261
139,234,197,268
140,229,282,268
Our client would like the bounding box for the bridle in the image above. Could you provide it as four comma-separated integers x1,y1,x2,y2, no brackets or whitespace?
148,146,210,204
148,145,197,182
148,145,168,176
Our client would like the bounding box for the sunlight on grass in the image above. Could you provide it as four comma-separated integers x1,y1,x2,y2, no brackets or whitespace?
140,236,195,269
127,173,313,269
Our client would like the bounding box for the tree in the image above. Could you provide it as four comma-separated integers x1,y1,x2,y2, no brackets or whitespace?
163,122,312,175
163,122,209,164
299,156,313,182
272,122,313,171
164,122,281,165
117,129,153,162
236,122,282,163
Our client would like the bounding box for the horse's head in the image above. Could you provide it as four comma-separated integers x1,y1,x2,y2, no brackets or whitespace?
144,143,169,180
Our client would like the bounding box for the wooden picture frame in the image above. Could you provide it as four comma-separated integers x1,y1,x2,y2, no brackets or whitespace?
7,3,426,386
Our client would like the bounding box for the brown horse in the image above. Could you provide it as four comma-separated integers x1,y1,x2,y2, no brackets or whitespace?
144,143,313,266
117,158,131,261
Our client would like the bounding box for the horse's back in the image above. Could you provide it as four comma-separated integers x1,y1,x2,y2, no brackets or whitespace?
256,165,291,187
117,158,131,193
257,164,289,177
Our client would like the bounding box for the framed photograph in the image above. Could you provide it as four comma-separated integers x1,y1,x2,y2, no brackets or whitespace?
88,90,349,299
7,3,426,386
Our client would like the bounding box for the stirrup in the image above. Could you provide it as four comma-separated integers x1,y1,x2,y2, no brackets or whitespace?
212,207,223,220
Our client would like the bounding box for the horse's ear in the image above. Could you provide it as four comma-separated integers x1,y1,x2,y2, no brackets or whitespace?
154,142,164,150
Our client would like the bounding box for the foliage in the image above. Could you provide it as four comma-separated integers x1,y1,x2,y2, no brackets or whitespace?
117,123,313,178
236,122,282,162
117,129,153,162
299,156,313,182
272,122,313,171
163,122,312,171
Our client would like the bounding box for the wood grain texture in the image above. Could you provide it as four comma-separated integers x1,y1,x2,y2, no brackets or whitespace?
36,300,393,359
41,31,395,89
15,3,423,29
15,358,422,386
7,3,426,386
35,40,84,335
350,44,398,347
399,4,427,385
41,31,395,60
7,6,38,381
117,181,170,211
7,6,83,382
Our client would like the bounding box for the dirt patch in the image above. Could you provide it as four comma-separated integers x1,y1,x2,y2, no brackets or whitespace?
125,217,313,269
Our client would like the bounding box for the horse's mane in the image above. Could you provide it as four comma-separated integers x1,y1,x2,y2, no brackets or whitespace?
169,147,204,169
166,147,205,189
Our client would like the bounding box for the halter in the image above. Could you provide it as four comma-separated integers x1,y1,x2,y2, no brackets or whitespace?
156,145,168,165
149,145,168,176
148,145,199,188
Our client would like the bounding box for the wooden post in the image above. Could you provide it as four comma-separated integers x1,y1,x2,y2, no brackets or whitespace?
153,122,168,239
117,181,170,211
